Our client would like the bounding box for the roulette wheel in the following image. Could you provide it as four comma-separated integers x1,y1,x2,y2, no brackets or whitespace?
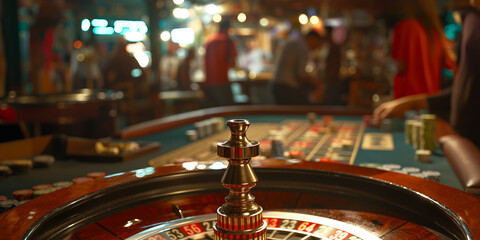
1,119,479,240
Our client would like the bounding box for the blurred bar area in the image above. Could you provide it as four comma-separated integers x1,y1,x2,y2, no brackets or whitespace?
0,0,467,139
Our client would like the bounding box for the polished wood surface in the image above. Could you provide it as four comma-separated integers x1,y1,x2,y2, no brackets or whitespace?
1,160,479,239
5,92,119,138
119,105,372,139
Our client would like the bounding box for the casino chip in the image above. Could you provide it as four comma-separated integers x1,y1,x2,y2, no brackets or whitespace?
33,155,55,168
405,120,416,145
73,177,94,185
288,150,304,159
422,170,441,181
306,112,317,125
0,199,19,213
402,167,421,174
341,139,354,149
185,130,198,141
416,149,431,163
0,165,12,177
382,164,402,171
53,181,73,189
270,136,285,158
420,114,436,152
323,115,333,126
359,163,383,169
32,184,53,191
410,172,427,179
12,189,33,201
124,142,140,152
10,159,33,174
33,188,56,198
87,171,106,179
393,169,409,174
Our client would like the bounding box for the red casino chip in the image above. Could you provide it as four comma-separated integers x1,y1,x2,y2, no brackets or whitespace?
73,177,94,185
315,157,335,163
315,158,346,164
87,172,106,179
288,151,304,158
12,189,33,201
32,184,53,191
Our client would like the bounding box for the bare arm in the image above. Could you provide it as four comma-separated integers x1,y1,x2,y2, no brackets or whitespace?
373,94,429,121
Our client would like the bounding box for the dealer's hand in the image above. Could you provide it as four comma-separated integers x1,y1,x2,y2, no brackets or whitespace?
373,94,428,126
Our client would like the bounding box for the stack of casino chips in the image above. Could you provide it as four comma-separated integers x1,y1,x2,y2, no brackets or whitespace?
187,117,225,141
0,154,55,179
359,163,441,181
270,134,285,159
420,114,436,152
404,114,436,163
1,171,106,212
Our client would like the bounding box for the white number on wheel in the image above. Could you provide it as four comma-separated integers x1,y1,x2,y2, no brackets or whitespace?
279,220,298,229
164,229,185,240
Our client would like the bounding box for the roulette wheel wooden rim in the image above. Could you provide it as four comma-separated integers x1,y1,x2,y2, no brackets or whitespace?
7,161,479,240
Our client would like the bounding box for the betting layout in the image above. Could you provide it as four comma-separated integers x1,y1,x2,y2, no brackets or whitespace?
126,212,381,240
149,117,365,167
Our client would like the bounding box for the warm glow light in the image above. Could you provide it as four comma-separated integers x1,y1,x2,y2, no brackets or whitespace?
299,14,308,25
310,15,320,25
213,14,222,23
134,51,150,68
205,4,219,15
171,28,194,45
259,18,269,27
126,42,145,54
173,8,190,19
123,32,147,41
173,0,184,5
160,31,171,41
182,161,198,170
237,13,247,23
73,40,82,49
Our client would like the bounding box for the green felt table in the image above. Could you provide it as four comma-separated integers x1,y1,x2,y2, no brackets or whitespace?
0,107,462,199
133,115,462,190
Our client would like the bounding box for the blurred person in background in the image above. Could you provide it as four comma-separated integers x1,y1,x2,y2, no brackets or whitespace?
322,26,343,105
104,38,147,97
28,0,64,94
176,47,195,91
159,43,179,91
271,30,325,105
202,19,237,107
390,0,456,99
374,0,480,148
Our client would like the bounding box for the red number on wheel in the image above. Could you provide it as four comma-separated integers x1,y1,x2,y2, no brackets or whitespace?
296,221,318,233
264,218,280,228
146,234,169,240
328,230,351,240
180,223,204,236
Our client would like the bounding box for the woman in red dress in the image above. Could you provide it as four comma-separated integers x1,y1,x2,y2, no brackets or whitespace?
390,0,456,99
